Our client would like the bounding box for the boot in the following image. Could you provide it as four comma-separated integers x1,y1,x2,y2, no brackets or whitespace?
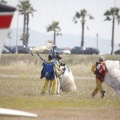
100,91,105,98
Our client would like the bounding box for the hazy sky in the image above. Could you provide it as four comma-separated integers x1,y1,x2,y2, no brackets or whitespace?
8,0,120,44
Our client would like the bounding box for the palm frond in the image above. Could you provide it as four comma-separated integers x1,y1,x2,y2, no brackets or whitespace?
117,15,120,24
75,12,80,18
104,16,111,21
104,10,111,16
75,20,77,24
73,17,76,21
110,7,119,16
89,15,94,19
81,9,87,16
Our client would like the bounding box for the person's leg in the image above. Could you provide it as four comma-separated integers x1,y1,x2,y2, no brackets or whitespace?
92,78,100,97
96,78,105,98
92,87,99,97
56,78,60,95
51,79,57,94
96,78,103,91
41,79,49,94
48,81,53,94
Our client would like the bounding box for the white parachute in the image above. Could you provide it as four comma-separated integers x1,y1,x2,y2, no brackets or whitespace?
31,41,54,54
104,60,120,94
48,64,77,95
59,65,77,92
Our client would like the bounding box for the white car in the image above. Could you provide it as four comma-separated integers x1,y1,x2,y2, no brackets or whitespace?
56,48,71,54
61,49,71,54
2,47,10,54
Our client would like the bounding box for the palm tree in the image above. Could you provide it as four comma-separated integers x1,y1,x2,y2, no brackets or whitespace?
46,21,61,46
18,0,36,47
104,7,120,55
73,9,94,48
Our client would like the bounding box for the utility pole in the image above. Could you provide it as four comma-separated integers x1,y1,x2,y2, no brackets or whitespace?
96,34,99,50
16,4,19,54
9,0,11,47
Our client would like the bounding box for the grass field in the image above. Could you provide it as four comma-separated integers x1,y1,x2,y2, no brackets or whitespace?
0,54,120,120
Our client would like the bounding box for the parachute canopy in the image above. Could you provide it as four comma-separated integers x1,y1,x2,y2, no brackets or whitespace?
104,60,120,95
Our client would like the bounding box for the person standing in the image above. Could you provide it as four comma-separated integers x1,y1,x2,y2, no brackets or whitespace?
41,54,60,95
91,56,107,98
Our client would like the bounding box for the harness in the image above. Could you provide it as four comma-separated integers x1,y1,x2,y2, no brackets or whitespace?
94,62,106,82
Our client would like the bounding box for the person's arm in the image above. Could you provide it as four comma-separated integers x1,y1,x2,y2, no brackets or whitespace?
54,64,61,77
54,64,59,75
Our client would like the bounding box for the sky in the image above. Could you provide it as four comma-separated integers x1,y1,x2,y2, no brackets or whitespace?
7,0,120,45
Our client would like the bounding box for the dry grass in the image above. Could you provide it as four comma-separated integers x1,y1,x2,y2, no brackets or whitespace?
0,77,120,120
0,54,120,120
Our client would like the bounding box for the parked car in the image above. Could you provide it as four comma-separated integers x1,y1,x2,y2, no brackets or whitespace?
84,47,99,54
114,49,120,54
61,49,71,54
71,46,99,55
11,46,30,54
2,47,10,54
55,48,71,54
71,47,84,54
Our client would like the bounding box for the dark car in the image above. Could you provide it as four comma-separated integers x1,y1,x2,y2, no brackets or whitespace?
84,47,99,54
11,46,30,54
115,49,120,54
71,46,99,55
71,47,84,54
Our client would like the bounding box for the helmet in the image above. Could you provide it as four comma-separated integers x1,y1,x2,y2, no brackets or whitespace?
48,54,53,60
99,56,105,62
